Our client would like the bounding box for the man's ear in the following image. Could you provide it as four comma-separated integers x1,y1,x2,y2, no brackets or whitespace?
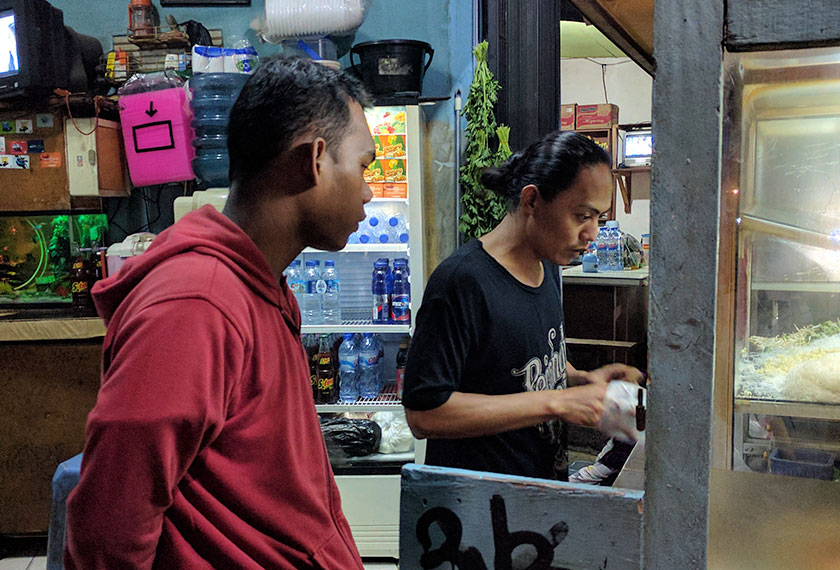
519,184,540,215
310,137,328,187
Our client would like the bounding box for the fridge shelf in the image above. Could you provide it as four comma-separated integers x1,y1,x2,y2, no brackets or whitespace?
371,197,409,204
302,320,410,334
302,244,409,254
316,385,403,412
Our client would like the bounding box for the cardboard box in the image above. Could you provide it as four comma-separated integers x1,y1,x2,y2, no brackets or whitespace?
560,104,576,130
575,103,619,130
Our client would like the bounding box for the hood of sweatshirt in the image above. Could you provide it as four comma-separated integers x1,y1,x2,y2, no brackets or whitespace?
92,205,294,325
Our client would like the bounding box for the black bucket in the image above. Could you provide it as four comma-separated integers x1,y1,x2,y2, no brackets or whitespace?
350,39,434,97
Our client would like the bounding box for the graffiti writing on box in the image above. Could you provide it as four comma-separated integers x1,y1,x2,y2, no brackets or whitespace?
414,494,612,570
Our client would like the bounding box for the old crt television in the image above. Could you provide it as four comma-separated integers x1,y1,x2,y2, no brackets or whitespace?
0,0,70,100
623,129,653,167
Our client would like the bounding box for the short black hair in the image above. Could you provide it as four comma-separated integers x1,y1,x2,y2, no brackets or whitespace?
227,56,372,186
480,131,611,211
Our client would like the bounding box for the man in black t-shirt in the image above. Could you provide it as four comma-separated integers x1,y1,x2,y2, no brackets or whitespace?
402,131,643,480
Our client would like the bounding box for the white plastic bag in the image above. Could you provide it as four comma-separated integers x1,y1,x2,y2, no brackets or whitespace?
371,411,414,454
598,381,646,444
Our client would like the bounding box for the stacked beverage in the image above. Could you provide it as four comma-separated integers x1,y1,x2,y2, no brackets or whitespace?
189,73,249,188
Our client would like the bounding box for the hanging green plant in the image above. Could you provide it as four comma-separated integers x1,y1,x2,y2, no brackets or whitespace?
458,41,510,241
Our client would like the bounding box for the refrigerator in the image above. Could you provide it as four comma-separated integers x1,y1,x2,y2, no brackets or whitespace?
297,104,427,559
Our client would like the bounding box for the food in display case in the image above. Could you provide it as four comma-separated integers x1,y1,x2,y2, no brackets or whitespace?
737,318,840,401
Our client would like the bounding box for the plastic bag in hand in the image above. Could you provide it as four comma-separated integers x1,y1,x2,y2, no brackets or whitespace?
598,381,646,444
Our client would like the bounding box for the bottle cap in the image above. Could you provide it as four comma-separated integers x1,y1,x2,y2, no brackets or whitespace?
324,260,335,267
305,260,317,266
343,333,354,341
606,220,619,228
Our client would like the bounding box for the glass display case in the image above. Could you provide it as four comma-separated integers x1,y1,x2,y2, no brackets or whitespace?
0,213,108,307
718,46,840,480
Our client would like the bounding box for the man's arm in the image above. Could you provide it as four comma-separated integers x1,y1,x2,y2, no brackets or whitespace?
405,383,607,439
65,299,244,570
567,361,645,386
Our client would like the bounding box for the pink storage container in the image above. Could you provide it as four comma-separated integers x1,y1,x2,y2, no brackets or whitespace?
119,87,195,186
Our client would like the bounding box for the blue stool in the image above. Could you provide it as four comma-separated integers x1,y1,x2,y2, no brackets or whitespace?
47,453,83,570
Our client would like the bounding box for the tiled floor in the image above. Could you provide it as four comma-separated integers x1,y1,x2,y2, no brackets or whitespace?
0,556,396,569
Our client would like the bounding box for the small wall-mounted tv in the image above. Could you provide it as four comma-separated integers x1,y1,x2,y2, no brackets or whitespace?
0,0,70,100
622,129,653,167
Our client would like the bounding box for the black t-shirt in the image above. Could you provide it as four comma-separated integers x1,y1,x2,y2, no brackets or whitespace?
403,239,569,479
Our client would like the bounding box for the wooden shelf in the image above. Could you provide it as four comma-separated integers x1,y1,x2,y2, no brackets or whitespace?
612,167,650,214
613,166,651,174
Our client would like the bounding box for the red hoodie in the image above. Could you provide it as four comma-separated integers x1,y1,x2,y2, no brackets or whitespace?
65,206,363,570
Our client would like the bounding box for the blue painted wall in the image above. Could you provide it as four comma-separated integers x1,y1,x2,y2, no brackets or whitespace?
48,0,473,101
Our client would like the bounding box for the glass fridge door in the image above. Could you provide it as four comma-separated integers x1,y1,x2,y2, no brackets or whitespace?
720,46,840,478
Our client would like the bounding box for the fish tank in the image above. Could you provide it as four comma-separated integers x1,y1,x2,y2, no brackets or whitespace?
0,213,108,307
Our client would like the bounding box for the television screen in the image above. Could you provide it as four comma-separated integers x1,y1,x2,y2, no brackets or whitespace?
0,9,17,77
625,132,653,158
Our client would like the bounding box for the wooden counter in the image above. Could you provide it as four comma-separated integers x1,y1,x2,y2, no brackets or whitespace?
562,265,649,286
0,313,104,535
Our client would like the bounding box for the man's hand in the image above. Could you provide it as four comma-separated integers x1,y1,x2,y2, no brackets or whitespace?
553,382,608,427
586,363,645,386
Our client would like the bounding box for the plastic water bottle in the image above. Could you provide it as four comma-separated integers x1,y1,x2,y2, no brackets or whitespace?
321,260,341,325
373,333,385,391
372,260,389,324
358,333,381,399
338,333,359,403
606,220,624,271
302,260,324,325
386,213,409,244
286,259,305,309
596,226,609,272
391,258,411,324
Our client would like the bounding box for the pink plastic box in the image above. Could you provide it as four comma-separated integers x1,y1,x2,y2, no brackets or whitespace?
119,87,195,186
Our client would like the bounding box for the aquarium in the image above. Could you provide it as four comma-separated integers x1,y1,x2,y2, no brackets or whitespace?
0,213,108,306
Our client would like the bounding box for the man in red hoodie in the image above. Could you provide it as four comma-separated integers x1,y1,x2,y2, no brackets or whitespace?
65,56,375,569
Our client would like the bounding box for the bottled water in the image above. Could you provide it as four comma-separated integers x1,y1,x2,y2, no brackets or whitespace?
606,220,624,271
390,259,411,324
302,260,324,325
358,333,381,399
357,228,374,244
286,259,305,309
321,260,342,325
372,259,389,324
338,333,359,403
373,333,385,390
595,226,609,272
386,214,409,244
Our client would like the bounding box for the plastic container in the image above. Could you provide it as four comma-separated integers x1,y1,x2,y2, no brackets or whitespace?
605,220,623,271
390,259,410,324
119,86,196,186
338,333,359,403
286,259,304,309
321,260,341,325
769,448,835,480
47,453,83,570
192,154,230,188
189,72,249,98
358,333,381,399
582,252,599,273
349,40,434,96
372,260,389,324
303,260,324,325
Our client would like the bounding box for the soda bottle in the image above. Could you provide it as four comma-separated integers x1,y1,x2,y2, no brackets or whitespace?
315,334,337,403
303,334,319,401
372,260,389,324
71,248,96,315
302,260,324,325
395,335,410,399
391,259,411,324
321,260,342,325
286,259,305,310
338,333,359,403
358,333,381,399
